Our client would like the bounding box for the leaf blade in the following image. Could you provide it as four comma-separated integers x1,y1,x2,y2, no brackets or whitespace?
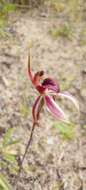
0,174,12,190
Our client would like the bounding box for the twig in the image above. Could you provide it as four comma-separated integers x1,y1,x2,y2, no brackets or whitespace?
14,4,30,9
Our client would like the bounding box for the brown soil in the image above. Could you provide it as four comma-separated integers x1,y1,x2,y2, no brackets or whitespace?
0,8,86,190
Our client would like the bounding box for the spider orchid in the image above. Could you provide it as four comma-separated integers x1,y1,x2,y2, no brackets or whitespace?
28,51,79,123
17,51,79,180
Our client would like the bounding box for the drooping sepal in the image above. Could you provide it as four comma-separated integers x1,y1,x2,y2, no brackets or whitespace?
32,96,44,122
44,95,68,121
58,92,79,111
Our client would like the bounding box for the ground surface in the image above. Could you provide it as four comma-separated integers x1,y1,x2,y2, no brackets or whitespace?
0,6,86,190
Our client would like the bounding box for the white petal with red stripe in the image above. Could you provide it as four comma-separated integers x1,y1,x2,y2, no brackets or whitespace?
45,95,68,121
58,92,79,111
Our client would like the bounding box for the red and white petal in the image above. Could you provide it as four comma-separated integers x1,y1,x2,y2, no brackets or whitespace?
44,95,68,121
32,96,43,121
58,92,79,111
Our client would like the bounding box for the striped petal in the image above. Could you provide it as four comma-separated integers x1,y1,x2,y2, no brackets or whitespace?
42,78,60,93
58,92,79,111
32,96,44,121
45,95,68,121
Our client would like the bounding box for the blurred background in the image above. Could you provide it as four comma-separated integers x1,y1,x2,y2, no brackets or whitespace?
0,1,86,190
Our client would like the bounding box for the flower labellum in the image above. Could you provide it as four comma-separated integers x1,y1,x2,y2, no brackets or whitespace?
28,50,79,123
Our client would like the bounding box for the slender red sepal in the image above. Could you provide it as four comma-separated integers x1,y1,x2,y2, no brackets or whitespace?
32,96,44,122
28,51,34,82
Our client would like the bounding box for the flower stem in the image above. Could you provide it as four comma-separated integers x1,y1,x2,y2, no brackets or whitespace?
20,122,35,170
15,122,36,188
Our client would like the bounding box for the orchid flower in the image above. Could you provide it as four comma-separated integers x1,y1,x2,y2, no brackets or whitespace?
16,52,79,181
28,51,79,123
